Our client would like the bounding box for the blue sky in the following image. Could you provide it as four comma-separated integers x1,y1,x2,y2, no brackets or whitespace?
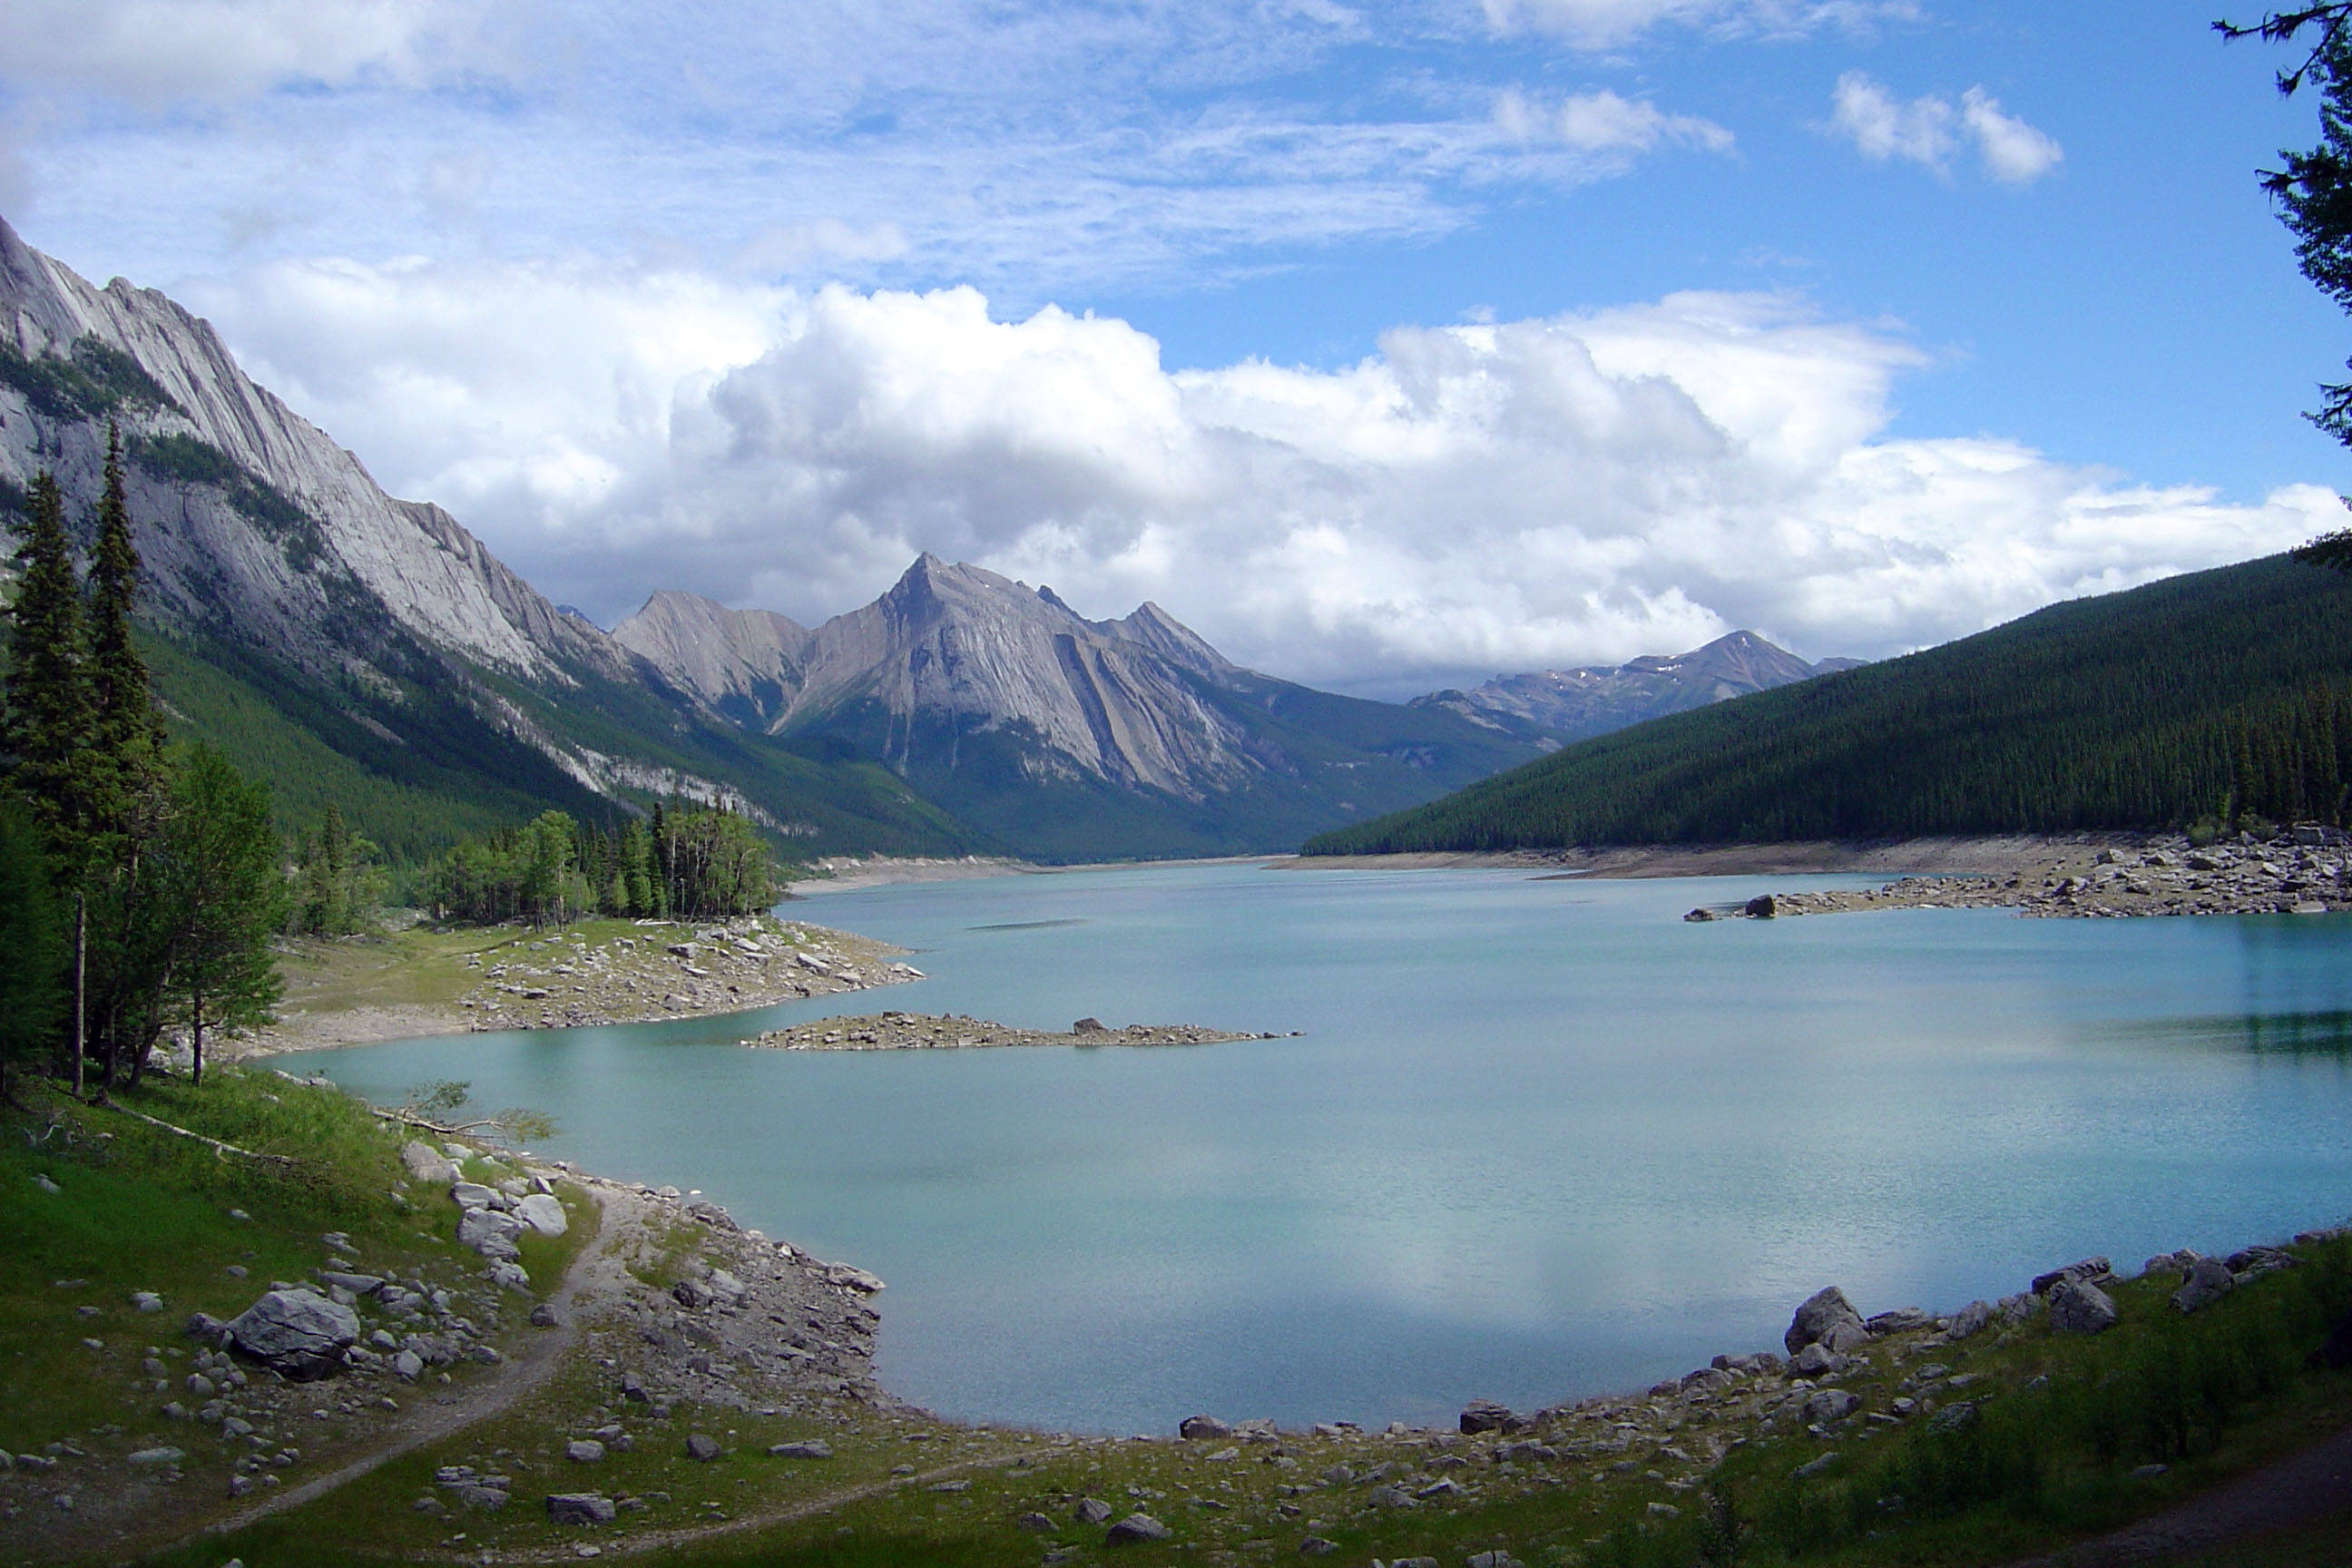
1,1,2345,694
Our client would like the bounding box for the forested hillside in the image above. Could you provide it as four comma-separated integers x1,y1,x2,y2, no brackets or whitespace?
1302,554,2352,854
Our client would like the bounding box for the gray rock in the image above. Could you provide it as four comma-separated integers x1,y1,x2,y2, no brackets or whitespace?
1927,1401,1981,1435
484,1260,531,1292
456,1207,524,1259
1865,1307,1932,1335
318,1271,385,1296
685,1434,722,1461
565,1439,607,1464
1788,1343,1844,1377
131,1290,164,1314
823,1262,886,1293
223,1289,359,1380
2171,1257,2235,1315
545,1493,616,1525
126,1446,184,1466
449,1181,500,1210
1074,1496,1114,1524
1179,1414,1232,1440
1106,1514,1172,1544
1683,906,1717,922
451,1484,508,1510
1298,1540,1338,1557
1073,1017,1109,1034
1790,1452,1839,1480
2144,1249,2201,1279
529,1302,563,1328
514,1193,567,1236
183,1312,229,1346
1459,1397,1515,1434
1014,1511,1057,1531
1945,1300,1994,1340
1802,1389,1859,1424
1786,1286,1870,1356
769,1439,833,1458
2032,1257,2112,1295
401,1142,459,1183
393,1350,424,1381
1368,1485,1416,1508
1744,893,1778,918
2048,1279,2120,1334
671,1279,712,1310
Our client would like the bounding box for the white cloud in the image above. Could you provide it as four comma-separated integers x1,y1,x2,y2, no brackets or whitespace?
1499,88,1734,157
190,261,2328,695
1962,86,2063,184
1483,0,1915,49
1829,72,2062,184
0,0,501,105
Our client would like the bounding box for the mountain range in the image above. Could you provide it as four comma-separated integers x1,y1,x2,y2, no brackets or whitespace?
1,215,1648,864
1411,632,1864,746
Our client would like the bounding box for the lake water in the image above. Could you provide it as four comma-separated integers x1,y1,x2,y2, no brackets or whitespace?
280,862,2352,1436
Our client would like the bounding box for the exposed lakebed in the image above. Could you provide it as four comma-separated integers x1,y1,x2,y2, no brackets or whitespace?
279,861,2352,1436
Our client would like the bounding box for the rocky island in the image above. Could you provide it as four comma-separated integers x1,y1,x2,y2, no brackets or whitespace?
742,1011,1291,1052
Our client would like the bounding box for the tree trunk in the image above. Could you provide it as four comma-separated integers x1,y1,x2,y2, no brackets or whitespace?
191,989,205,1087
71,892,85,1098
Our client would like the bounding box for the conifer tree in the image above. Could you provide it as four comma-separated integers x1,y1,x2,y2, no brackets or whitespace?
0,796,66,1099
85,423,164,828
2,469,97,1089
156,743,286,1085
2,471,97,847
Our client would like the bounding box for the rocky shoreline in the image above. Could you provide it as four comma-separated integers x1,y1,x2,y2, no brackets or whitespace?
742,1011,1294,1053
222,916,921,1059
1695,828,2352,922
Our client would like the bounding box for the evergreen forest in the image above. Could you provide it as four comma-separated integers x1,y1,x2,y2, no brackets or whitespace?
1304,553,2352,855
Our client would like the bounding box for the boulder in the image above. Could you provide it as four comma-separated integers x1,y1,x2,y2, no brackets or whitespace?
449,1181,501,1210
685,1434,722,1461
1802,1389,1859,1424
1179,1415,1231,1441
1105,1514,1171,1544
484,1260,531,1293
1945,1300,1994,1340
223,1289,358,1380
1074,1497,1114,1524
2143,1249,2201,1279
545,1493,616,1525
823,1262,886,1293
1785,1286,1869,1357
401,1142,458,1183
1788,1343,1844,1377
2048,1279,2120,1335
1865,1307,1933,1336
1073,1017,1109,1034
514,1194,568,1237
671,1279,712,1309
1744,894,1778,918
565,1439,606,1464
1926,1401,1981,1435
1459,1398,1515,1435
2171,1257,2236,1315
1683,907,1716,922
767,1439,833,1459
458,1208,524,1260
2032,1257,2112,1295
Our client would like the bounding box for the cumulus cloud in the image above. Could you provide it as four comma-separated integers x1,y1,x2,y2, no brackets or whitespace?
1496,88,1734,158
190,261,2325,697
1962,86,2063,183
0,0,500,105
1829,72,2062,183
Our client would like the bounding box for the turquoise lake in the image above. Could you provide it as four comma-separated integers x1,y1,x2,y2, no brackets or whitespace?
279,862,2352,1436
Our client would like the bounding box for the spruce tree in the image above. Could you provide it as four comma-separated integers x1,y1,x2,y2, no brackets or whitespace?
85,423,164,829
3,471,97,848
156,744,286,1085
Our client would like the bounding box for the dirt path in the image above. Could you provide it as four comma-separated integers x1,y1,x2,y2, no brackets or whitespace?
193,1183,642,1543
2003,1424,2352,1566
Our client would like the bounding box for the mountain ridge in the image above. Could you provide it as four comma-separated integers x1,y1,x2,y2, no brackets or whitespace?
1412,630,1862,745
